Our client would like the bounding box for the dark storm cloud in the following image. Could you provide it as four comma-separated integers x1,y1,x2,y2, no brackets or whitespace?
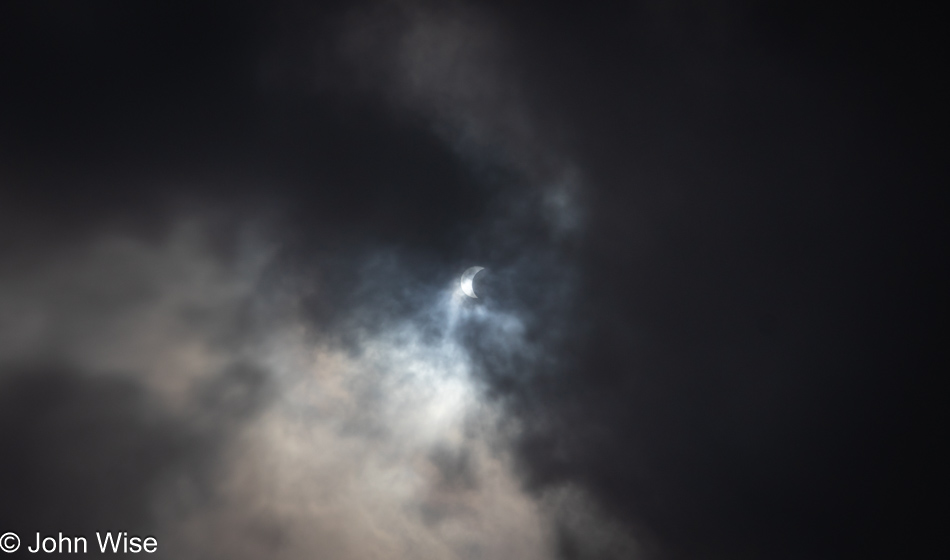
0,366,198,539
0,2,937,560
468,3,938,559
0,362,270,559
0,1,492,265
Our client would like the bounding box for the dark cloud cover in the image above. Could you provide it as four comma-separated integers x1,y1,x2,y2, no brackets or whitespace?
0,2,939,559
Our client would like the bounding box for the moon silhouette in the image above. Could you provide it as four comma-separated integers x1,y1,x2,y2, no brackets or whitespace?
460,266,485,298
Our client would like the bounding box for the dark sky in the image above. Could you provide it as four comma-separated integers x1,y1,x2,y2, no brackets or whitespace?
0,2,939,559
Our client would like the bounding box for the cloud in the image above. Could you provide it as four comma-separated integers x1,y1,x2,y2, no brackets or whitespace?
0,365,211,541
0,205,622,559
0,2,931,559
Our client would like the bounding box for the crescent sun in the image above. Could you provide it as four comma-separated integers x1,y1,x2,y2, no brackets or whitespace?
460,266,484,299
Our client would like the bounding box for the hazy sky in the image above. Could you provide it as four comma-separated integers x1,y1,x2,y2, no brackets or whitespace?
0,2,937,559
